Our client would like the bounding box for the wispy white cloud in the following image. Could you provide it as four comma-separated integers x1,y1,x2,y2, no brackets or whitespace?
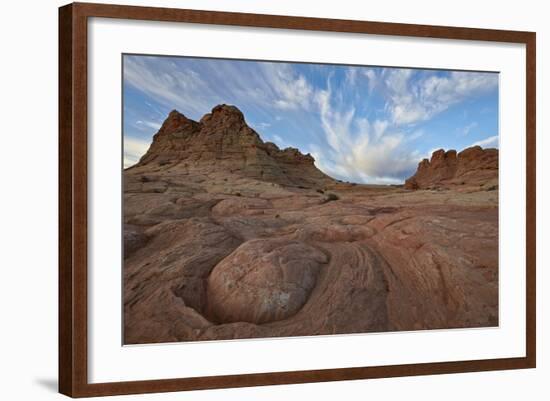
310,76,420,184
136,120,162,130
459,121,478,136
382,69,498,125
124,57,213,116
124,57,316,121
144,101,167,119
363,68,379,94
270,134,289,149
315,85,355,154
407,129,425,141
251,121,271,130
261,63,315,111
124,136,152,168
345,68,358,86
372,119,389,140
471,135,498,148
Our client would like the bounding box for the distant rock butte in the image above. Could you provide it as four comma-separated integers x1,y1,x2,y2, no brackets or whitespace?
405,146,498,190
133,104,333,188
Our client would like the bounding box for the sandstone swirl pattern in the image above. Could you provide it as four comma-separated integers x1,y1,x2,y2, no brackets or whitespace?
123,105,499,344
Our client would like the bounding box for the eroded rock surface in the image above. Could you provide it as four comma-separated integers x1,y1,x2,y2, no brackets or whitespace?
124,105,499,344
405,146,498,190
207,239,328,325
132,104,332,189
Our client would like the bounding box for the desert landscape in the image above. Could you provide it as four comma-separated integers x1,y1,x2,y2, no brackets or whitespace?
123,104,498,344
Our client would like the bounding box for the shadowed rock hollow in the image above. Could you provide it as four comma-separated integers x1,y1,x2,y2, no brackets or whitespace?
123,104,499,344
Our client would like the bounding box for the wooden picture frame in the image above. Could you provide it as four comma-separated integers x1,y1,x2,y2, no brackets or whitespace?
59,2,536,397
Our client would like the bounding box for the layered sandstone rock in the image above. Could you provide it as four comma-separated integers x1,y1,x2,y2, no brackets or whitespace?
404,146,498,190
132,104,332,188
123,106,499,344
206,239,328,324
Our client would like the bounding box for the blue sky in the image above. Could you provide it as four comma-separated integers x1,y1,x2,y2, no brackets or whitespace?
123,54,499,184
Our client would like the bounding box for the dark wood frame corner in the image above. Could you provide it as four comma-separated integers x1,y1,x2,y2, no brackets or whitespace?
58,2,536,398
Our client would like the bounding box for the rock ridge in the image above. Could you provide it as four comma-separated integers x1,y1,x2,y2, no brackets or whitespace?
405,145,498,190
133,104,331,188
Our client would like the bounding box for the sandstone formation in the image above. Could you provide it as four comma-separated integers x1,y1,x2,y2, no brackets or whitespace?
132,104,332,188
124,105,499,344
404,146,498,190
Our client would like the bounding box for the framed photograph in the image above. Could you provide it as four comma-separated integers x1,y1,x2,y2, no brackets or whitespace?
59,2,536,397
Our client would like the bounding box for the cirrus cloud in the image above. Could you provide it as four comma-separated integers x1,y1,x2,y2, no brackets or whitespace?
380,69,498,125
